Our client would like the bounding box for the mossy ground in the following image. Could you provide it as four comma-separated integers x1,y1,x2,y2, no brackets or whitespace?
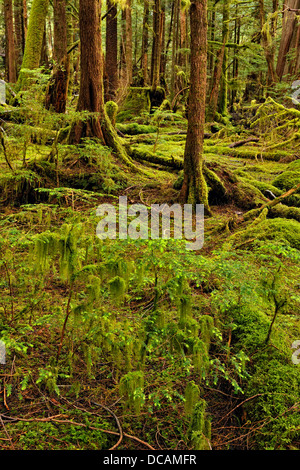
0,106,299,451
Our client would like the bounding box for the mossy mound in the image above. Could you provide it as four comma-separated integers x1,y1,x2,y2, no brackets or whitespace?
269,203,300,222
231,217,300,250
116,123,157,135
245,358,300,449
117,87,151,123
233,169,282,198
272,170,300,193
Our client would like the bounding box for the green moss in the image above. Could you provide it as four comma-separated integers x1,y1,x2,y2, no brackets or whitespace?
245,359,300,449
232,218,300,250
117,123,157,135
230,180,266,210
16,0,50,91
105,101,118,127
269,203,300,222
117,87,151,123
272,171,300,192
287,159,300,171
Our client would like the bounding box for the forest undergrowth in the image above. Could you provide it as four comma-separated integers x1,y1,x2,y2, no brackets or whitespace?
0,89,300,451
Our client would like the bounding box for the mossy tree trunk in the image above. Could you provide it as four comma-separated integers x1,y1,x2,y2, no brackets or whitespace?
16,0,50,91
218,0,230,116
180,0,211,214
68,0,137,170
207,0,229,120
45,0,70,113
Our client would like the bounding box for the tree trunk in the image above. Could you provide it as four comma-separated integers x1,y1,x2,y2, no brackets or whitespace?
104,0,118,101
4,0,17,83
218,0,230,116
151,0,163,91
276,0,300,80
180,0,210,214
120,0,133,88
68,0,136,170
45,0,70,113
14,0,27,73
16,0,50,91
140,0,150,85
170,0,180,101
258,0,278,87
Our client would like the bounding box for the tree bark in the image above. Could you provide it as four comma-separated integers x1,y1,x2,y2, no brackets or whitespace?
45,0,70,113
4,0,17,83
68,0,136,170
258,0,278,86
276,0,300,80
180,0,211,214
120,0,133,88
104,0,118,101
140,0,150,85
14,0,27,73
151,0,163,91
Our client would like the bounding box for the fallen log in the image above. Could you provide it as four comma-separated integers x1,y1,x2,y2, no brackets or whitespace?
229,137,259,148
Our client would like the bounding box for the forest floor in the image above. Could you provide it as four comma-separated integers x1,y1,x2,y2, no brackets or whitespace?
0,101,299,451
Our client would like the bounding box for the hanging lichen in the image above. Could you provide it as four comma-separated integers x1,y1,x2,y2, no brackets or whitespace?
119,371,145,414
184,381,201,416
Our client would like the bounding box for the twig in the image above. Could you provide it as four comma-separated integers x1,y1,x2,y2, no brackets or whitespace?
90,400,123,451
56,283,73,363
0,414,14,449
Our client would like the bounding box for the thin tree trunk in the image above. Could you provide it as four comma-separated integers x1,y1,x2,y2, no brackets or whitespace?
14,0,27,73
151,0,163,91
120,0,133,88
45,0,70,113
170,0,180,100
180,0,210,214
218,0,230,115
141,0,150,85
105,0,118,101
4,0,17,83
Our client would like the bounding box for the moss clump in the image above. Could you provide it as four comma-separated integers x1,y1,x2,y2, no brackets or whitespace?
231,218,300,250
269,203,300,222
105,101,118,127
287,159,300,171
230,180,266,210
116,123,157,135
245,358,300,449
272,171,300,192
117,87,151,123
233,169,283,197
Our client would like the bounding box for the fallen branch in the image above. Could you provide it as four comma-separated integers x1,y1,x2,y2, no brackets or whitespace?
229,137,259,148
0,413,155,450
243,182,300,221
